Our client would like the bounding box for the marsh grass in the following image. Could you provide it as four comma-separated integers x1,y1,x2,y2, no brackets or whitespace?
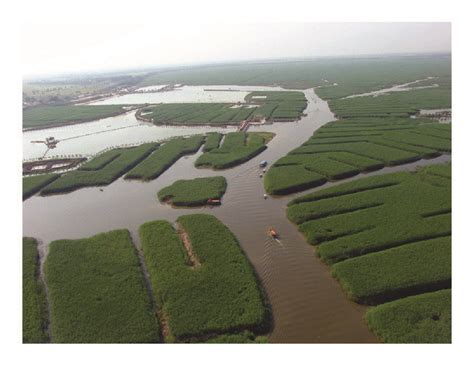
23,237,48,343
139,214,270,342
44,230,160,343
158,176,227,206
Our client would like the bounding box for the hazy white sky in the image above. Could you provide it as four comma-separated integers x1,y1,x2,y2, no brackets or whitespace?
23,22,451,77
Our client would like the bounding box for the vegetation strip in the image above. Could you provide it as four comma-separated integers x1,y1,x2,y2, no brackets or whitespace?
196,132,273,169
332,236,451,305
365,289,451,343
23,174,60,200
158,176,227,207
135,91,307,125
139,214,270,342
286,163,451,342
125,135,204,180
203,132,223,151
265,118,451,195
44,230,160,343
23,237,49,343
23,105,129,129
40,143,158,194
288,165,451,263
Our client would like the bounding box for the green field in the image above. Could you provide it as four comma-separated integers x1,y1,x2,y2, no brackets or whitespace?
125,135,204,180
44,230,159,343
195,132,273,169
286,164,451,342
139,214,270,342
136,91,307,125
40,143,158,194
365,289,451,343
139,55,450,97
265,118,451,195
158,176,227,206
23,105,129,129
23,237,48,343
23,174,60,200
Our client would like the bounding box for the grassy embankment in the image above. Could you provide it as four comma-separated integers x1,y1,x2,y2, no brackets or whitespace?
23,174,60,200
23,237,48,343
264,119,451,195
286,164,451,342
139,214,270,342
195,132,274,169
44,230,159,343
40,143,158,195
136,91,307,125
125,135,204,180
158,176,227,206
23,105,129,129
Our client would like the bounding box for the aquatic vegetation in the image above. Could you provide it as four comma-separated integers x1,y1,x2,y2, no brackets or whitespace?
264,164,327,195
44,230,159,343
329,84,451,118
202,132,223,152
138,103,235,125
287,165,451,263
287,164,451,342
23,237,48,343
195,132,273,169
158,176,227,206
265,118,451,195
245,91,307,121
78,150,122,171
139,214,270,342
332,236,451,304
365,289,451,343
206,331,268,343
136,91,306,125
138,55,450,96
125,135,204,180
41,143,158,194
23,105,128,129
23,174,60,200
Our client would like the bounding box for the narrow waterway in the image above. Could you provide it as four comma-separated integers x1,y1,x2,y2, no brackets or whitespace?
23,88,450,343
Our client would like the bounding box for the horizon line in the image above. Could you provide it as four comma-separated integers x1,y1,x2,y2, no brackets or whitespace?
24,50,452,82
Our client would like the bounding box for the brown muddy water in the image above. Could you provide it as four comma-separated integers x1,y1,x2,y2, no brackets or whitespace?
23,88,450,343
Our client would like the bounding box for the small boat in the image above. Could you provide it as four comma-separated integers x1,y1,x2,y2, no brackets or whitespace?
268,226,279,239
207,198,221,205
259,160,268,168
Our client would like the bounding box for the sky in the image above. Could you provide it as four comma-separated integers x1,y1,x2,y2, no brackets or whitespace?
22,22,451,78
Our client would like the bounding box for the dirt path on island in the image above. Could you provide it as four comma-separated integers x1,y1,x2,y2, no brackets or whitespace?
177,226,201,269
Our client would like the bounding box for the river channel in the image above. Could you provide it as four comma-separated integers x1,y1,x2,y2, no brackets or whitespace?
23,87,450,343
